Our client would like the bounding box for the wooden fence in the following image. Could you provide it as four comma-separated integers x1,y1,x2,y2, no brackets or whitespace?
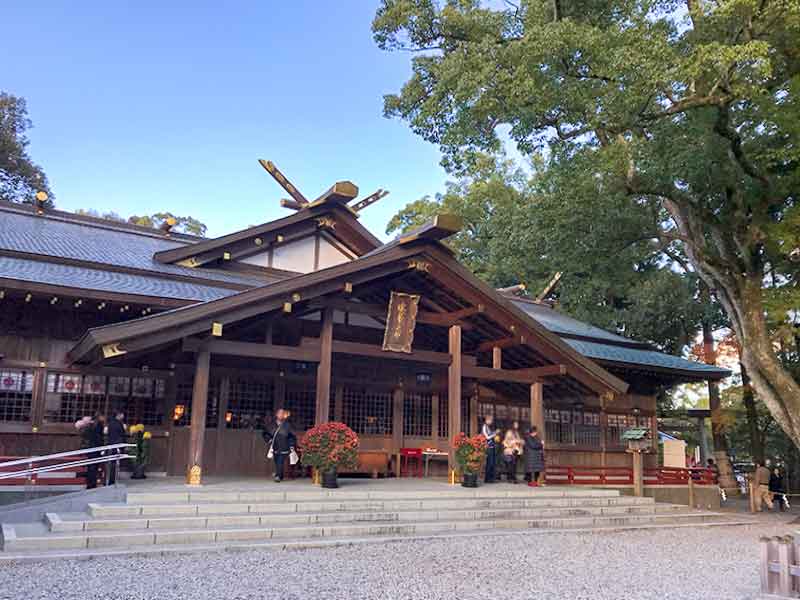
544,465,716,486
0,455,87,487
761,535,800,597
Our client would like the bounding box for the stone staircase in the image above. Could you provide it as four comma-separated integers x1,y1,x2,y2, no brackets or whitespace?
0,485,750,560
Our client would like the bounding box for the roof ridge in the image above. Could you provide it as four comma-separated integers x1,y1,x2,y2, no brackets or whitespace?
0,200,202,243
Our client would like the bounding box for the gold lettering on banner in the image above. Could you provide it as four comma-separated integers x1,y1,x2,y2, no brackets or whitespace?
382,291,420,354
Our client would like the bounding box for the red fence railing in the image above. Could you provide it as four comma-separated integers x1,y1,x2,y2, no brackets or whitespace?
545,465,717,486
0,455,88,486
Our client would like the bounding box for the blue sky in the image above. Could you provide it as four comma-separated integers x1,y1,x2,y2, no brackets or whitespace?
4,1,449,239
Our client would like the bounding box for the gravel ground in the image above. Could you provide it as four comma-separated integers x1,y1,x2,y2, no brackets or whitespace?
0,521,791,600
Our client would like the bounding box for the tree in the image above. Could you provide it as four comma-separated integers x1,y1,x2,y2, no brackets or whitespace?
76,209,208,237
374,0,800,446
0,92,53,206
127,213,207,237
388,155,709,354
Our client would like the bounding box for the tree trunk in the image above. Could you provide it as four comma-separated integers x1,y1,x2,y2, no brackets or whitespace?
702,319,727,452
664,200,800,450
740,363,764,464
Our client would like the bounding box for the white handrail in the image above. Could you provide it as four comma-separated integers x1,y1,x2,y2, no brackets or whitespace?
0,454,134,480
0,443,136,469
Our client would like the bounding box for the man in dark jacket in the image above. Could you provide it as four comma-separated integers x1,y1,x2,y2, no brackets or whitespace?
106,410,126,485
263,408,297,482
84,414,106,489
524,426,545,486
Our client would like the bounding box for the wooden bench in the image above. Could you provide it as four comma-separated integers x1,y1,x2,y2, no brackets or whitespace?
339,451,391,478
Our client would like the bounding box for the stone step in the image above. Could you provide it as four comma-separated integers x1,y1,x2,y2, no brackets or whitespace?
124,486,622,505
90,494,654,518
49,503,686,533
0,518,755,562
4,511,732,552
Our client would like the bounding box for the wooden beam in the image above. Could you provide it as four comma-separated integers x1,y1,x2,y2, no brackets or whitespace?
462,364,566,385
315,308,333,424
309,181,359,207
448,325,462,470
307,298,478,329
183,338,321,362
492,346,502,370
186,348,210,485
350,189,389,213
258,159,309,205
531,382,545,444
280,198,304,211
476,336,523,353
329,340,472,366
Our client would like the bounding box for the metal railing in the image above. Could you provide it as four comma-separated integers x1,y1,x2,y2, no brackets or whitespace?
0,444,136,483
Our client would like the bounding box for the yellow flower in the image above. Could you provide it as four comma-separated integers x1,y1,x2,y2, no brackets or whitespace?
143,431,152,440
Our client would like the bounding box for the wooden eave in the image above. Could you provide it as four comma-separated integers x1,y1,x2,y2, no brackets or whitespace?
68,242,424,363
152,205,381,266
68,235,627,398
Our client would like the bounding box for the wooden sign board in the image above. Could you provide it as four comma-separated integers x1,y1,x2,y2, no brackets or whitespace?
382,291,420,354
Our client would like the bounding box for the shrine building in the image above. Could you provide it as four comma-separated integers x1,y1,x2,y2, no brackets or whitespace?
0,163,730,482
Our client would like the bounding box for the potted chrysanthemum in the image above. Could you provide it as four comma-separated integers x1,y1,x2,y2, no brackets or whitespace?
300,422,359,488
127,424,152,479
453,432,487,487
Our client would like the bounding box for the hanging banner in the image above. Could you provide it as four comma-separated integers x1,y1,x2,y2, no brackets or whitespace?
382,291,421,354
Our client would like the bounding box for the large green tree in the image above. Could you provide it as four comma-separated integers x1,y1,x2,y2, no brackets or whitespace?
374,0,800,445
0,92,53,205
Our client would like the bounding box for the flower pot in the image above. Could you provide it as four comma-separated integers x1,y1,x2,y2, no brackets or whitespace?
131,463,147,480
321,469,338,489
462,472,479,488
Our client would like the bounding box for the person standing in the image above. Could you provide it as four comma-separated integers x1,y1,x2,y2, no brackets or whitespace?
524,426,545,486
106,410,126,485
263,408,296,483
754,461,774,511
769,467,786,512
706,458,720,484
84,413,106,489
502,421,523,483
481,414,498,484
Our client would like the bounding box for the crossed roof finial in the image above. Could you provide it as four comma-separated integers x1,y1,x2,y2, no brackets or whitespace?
258,159,390,215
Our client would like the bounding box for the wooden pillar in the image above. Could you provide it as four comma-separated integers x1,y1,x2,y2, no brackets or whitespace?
315,308,333,424
448,325,462,470
431,393,439,444
631,450,644,497
274,376,286,413
392,386,404,477
30,367,47,431
186,349,210,485
530,381,544,443
469,384,479,439
492,346,502,370
333,383,344,422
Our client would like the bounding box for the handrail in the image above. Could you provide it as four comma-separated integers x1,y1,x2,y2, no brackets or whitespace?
0,444,135,469
0,443,136,482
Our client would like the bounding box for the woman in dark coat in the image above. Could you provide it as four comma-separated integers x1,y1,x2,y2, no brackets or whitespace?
524,426,545,486
262,408,297,483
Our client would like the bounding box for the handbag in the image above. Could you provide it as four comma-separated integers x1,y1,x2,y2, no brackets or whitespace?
266,432,275,460
289,449,299,465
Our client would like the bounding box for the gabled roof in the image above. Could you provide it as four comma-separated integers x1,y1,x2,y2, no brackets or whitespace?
510,298,730,381
152,201,381,267
67,219,630,397
0,201,276,291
